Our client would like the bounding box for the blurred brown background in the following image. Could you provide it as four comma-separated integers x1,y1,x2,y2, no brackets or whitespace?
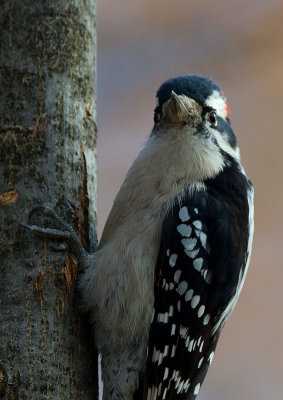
96,1,283,399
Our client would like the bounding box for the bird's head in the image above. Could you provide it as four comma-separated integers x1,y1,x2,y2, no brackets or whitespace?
152,75,240,163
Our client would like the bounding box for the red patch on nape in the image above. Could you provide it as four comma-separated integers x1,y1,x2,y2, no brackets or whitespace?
221,91,231,120
224,102,231,120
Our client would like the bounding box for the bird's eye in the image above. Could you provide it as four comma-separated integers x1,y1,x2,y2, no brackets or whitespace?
208,111,217,127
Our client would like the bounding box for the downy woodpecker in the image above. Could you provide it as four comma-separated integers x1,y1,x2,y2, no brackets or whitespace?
24,75,254,400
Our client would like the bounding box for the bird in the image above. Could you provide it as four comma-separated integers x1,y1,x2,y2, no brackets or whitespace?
23,75,254,400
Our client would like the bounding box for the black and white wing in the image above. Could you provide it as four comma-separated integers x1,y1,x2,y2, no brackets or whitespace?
143,172,253,400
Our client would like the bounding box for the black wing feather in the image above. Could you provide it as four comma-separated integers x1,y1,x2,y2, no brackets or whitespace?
143,167,251,400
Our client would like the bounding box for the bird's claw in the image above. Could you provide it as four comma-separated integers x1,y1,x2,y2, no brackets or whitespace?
21,200,89,266
28,199,75,228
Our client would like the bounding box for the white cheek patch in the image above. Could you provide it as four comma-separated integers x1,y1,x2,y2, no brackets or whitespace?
213,130,240,161
205,90,229,120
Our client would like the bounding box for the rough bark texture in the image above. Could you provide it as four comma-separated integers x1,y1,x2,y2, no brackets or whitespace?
0,0,98,398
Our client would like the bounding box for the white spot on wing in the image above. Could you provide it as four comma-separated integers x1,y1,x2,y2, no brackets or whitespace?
183,378,190,392
158,351,164,365
171,324,176,336
199,231,207,248
181,238,197,251
198,305,205,318
208,351,214,364
164,345,169,357
191,295,200,308
152,347,162,363
151,386,158,400
176,378,188,394
185,289,194,302
157,312,169,324
193,220,202,230
162,388,168,399
163,367,169,380
193,257,203,271
198,357,204,368
180,326,189,338
178,281,188,296
203,270,212,284
179,206,190,222
177,224,192,237
194,229,201,238
185,248,199,259
203,314,210,325
188,339,194,352
174,373,181,389
174,270,182,283
169,253,178,267
185,335,190,348
194,383,200,395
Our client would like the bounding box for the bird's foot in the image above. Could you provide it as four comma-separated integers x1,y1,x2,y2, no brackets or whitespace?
21,199,89,268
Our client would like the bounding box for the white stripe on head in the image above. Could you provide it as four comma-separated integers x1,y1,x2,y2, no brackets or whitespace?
205,90,229,120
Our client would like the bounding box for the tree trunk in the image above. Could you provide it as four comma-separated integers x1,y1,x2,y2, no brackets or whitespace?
0,0,98,398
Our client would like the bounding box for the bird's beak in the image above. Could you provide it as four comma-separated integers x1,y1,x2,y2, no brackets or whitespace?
161,91,202,124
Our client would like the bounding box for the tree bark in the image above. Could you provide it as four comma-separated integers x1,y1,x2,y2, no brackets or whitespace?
0,0,98,398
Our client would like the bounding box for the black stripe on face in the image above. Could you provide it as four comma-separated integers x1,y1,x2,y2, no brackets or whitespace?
216,117,237,148
201,106,237,149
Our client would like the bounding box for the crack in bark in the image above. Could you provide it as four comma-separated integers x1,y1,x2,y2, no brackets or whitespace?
76,151,90,251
